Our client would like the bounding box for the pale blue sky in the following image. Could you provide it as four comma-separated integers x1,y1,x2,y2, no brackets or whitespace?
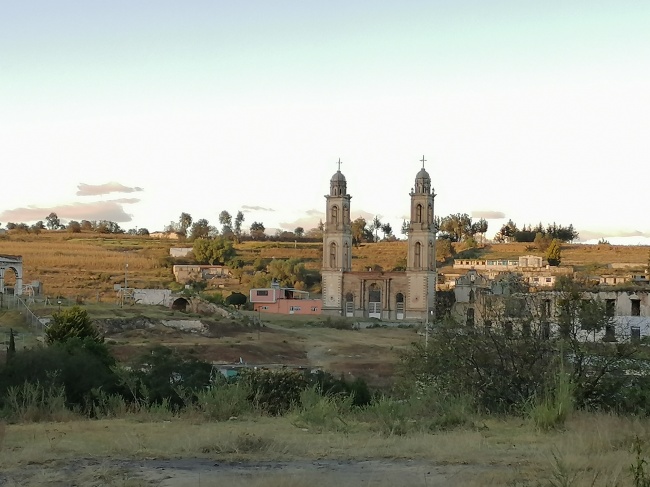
1,1,649,242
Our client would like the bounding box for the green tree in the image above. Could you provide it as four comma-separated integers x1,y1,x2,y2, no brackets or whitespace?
267,258,307,287
370,215,382,242
192,237,235,265
351,217,372,246
494,219,519,242
439,213,473,242
234,211,245,241
6,328,16,363
381,222,393,240
46,212,61,230
219,210,233,236
225,291,247,309
67,220,82,233
546,239,562,266
250,222,266,240
178,212,193,236
189,218,212,240
294,226,305,237
45,306,103,345
400,220,409,237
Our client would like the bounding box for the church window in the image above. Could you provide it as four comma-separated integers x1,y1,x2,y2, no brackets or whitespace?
331,205,338,224
414,242,421,269
329,242,337,268
416,204,422,223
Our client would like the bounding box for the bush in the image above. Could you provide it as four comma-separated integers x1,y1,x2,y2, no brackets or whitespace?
528,368,573,431
292,386,353,432
0,339,120,414
45,306,103,345
3,381,73,422
196,382,252,421
242,369,307,415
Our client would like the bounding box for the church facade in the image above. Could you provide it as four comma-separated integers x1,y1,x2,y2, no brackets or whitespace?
321,163,437,321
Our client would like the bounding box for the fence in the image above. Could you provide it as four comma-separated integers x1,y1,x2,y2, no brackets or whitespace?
0,294,48,333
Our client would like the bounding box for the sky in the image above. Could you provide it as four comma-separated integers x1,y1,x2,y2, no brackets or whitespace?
1,1,649,244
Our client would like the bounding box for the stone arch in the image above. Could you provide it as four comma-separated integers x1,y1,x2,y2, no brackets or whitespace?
0,258,24,296
171,297,190,311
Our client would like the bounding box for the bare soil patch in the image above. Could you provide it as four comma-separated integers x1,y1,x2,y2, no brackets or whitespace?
0,457,498,487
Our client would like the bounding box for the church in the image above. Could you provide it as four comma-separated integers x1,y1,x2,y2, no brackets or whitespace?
321,161,437,321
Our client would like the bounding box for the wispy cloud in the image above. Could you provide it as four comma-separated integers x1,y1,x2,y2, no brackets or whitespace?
471,210,506,219
241,205,275,212
0,200,137,223
279,209,376,231
76,182,143,196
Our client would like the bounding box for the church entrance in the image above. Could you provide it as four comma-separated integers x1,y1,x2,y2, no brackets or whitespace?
396,293,405,320
368,284,381,319
345,293,354,317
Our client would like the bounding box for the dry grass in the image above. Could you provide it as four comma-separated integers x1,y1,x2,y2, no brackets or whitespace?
3,232,647,299
1,413,649,486
0,232,174,298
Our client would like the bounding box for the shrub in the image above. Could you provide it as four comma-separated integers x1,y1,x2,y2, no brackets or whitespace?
196,382,252,421
292,386,353,432
242,369,307,415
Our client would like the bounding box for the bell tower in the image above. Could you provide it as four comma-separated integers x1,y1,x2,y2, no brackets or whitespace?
406,156,436,319
322,159,352,315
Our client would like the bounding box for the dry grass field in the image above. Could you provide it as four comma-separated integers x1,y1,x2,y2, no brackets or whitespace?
2,232,648,300
1,412,649,486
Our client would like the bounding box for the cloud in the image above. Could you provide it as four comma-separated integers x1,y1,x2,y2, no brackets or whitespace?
76,182,143,196
241,205,275,212
578,229,650,243
471,210,506,219
278,209,376,231
0,200,137,223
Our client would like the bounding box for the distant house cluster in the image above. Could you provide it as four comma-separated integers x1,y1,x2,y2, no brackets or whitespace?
447,254,572,288
452,268,650,341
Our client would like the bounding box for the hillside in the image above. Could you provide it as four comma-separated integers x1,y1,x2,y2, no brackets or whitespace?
1,232,648,300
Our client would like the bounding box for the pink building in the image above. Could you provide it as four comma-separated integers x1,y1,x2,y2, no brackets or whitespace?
249,282,322,315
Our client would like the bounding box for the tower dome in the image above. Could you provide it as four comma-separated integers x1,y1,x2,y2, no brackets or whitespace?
414,165,431,194
330,159,347,196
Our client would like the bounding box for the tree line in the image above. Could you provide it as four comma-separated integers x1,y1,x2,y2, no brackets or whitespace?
494,220,579,243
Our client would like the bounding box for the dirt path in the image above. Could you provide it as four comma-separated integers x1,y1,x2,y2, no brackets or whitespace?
0,458,495,486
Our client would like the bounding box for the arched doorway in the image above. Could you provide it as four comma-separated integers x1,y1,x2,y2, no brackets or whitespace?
345,292,354,317
368,283,381,319
171,297,189,311
396,293,405,320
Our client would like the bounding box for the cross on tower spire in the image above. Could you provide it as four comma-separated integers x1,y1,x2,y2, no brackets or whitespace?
420,155,426,168
337,158,342,172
